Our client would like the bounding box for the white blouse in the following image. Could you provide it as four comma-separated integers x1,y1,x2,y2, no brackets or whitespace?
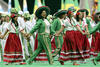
76,18,87,30
17,17,25,29
7,22,23,33
1,22,9,35
44,19,50,34
25,21,33,33
64,17,77,31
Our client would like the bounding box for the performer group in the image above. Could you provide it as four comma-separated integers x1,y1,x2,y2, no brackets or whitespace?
0,6,100,65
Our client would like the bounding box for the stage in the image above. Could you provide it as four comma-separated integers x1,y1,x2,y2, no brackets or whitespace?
0,60,100,67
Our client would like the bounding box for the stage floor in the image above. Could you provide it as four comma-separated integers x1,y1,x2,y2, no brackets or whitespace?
0,60,100,67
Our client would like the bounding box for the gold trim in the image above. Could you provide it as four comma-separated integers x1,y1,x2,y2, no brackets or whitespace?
57,36,61,48
43,35,53,64
4,52,22,54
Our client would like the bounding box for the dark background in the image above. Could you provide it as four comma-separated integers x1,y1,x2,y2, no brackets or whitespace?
3,0,79,15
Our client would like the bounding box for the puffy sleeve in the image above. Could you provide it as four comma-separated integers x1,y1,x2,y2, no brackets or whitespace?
32,18,36,27
29,19,42,34
18,18,25,31
19,23,25,32
63,19,69,27
7,22,11,31
83,18,88,26
72,17,78,26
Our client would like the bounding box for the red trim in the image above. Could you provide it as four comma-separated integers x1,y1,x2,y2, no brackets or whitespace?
76,25,79,27
4,55,23,58
59,56,90,61
60,52,89,56
85,25,88,27
11,23,16,32
37,54,47,56
4,59,23,63
62,25,65,27
35,58,48,61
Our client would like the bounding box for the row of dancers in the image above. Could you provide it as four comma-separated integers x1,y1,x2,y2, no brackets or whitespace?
0,6,100,65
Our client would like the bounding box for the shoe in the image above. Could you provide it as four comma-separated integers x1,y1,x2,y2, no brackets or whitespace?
4,63,8,65
52,54,56,57
79,61,87,64
92,59,97,65
58,59,64,65
50,62,53,65
20,62,26,65
73,63,80,65
27,59,33,65
23,60,26,62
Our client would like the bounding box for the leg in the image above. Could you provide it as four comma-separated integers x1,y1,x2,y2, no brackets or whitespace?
52,36,63,57
27,41,43,64
94,52,100,61
30,36,35,51
24,39,30,56
93,52,100,65
40,35,53,64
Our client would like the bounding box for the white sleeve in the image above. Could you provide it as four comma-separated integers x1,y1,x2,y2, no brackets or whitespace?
63,19,68,27
7,23,11,31
18,17,25,27
19,23,25,31
83,18,87,26
32,18,36,27
18,19,25,31
72,17,78,26
84,21,87,26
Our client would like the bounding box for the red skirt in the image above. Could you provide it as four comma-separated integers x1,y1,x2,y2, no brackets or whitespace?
74,31,90,59
90,32,100,56
3,33,23,63
59,31,90,61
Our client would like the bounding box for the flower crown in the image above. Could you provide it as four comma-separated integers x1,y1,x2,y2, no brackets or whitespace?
76,12,80,15
11,14,17,18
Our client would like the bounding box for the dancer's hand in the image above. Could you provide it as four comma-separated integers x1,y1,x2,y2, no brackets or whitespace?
26,37,30,41
25,33,31,41
23,33,27,37
49,35,52,39
86,32,91,38
0,35,4,39
55,33,60,36
23,33,31,38
82,32,86,35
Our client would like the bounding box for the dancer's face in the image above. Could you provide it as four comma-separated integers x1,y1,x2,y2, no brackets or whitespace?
79,12,83,19
41,10,47,18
